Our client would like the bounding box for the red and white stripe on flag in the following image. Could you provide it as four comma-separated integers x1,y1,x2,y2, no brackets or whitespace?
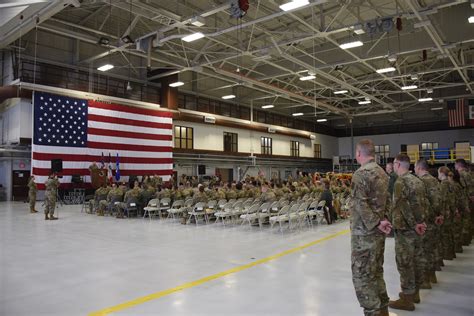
32,92,173,190
447,99,465,128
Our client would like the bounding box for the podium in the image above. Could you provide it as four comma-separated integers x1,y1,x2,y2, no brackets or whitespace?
90,168,107,189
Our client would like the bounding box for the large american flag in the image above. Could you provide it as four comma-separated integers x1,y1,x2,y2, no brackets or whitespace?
447,99,465,127
32,91,173,190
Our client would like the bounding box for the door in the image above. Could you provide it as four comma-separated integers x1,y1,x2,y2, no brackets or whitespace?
12,170,30,202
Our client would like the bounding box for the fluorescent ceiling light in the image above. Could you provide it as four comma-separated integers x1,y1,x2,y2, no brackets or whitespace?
353,24,365,35
358,100,371,105
190,16,206,27
169,81,184,87
317,119,327,122
401,85,418,90
334,90,348,94
418,97,433,102
97,64,114,72
182,32,205,42
376,67,396,74
339,40,363,50
222,95,236,100
431,107,443,111
292,112,304,116
410,74,419,80
469,16,474,23
280,0,309,11
427,89,433,94
300,75,316,81
261,105,274,109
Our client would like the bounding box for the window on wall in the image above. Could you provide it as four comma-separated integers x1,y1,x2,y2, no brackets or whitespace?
174,126,193,149
420,142,438,150
261,137,272,155
314,143,321,158
375,145,390,158
223,132,238,152
291,141,300,157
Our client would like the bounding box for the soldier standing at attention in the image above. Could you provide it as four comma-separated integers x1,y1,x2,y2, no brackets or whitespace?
438,167,456,260
454,159,473,245
350,139,391,316
415,159,441,285
44,173,60,220
389,154,427,311
27,175,38,213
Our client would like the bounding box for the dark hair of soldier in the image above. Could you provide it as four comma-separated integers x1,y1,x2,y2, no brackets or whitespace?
455,158,467,168
416,159,429,170
395,153,410,168
356,139,375,156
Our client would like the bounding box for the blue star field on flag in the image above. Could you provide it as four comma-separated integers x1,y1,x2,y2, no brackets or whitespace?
33,93,88,147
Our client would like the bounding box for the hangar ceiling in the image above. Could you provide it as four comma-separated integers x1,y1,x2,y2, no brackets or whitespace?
1,0,473,131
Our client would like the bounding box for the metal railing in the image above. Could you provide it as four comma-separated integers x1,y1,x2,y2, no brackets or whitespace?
402,148,472,163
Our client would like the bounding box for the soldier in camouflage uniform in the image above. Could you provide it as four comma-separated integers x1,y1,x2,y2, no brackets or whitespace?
97,183,123,216
91,184,110,215
448,172,465,254
389,154,427,312
415,159,441,286
116,181,142,218
226,183,237,200
350,139,391,316
44,173,60,220
438,167,456,260
454,159,472,245
27,176,38,213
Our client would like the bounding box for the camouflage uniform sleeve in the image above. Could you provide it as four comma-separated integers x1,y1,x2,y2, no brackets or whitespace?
408,179,425,224
351,170,382,231
439,182,451,217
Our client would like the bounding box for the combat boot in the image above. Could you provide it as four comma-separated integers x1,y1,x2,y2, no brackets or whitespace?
30,206,38,213
49,215,58,220
430,271,438,284
455,246,463,253
398,291,420,304
439,259,445,266
420,277,432,289
45,213,49,220
389,293,415,311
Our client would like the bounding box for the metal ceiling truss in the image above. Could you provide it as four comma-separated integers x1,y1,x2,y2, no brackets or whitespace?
2,0,473,127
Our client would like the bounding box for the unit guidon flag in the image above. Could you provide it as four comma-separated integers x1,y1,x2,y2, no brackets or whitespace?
32,91,173,190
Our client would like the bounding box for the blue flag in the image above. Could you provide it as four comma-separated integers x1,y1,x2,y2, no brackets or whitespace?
115,153,120,181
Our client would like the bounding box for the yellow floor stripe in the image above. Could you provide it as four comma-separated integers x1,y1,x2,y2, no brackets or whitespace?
89,228,350,316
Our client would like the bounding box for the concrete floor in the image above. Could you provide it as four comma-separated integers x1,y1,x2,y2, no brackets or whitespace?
0,201,473,316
